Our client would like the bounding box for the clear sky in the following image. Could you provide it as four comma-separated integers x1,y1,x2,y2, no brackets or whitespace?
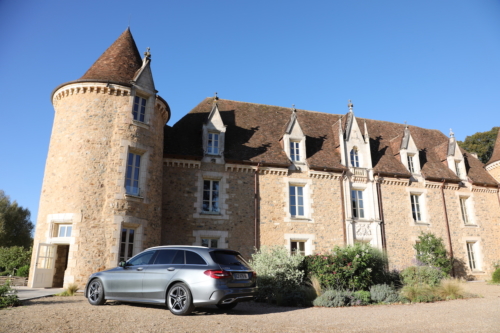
1,0,499,227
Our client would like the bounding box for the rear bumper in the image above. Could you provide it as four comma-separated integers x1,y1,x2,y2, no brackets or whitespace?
194,287,257,307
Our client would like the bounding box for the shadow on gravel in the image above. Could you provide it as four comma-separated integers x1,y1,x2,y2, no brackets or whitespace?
22,298,82,306
110,301,305,316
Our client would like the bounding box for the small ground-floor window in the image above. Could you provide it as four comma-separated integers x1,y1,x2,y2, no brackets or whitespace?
119,227,136,262
201,238,219,248
290,240,306,255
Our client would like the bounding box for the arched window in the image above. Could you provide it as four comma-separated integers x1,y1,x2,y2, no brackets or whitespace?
350,147,359,167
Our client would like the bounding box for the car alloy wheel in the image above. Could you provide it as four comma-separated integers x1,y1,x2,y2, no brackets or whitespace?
87,279,106,305
167,283,194,315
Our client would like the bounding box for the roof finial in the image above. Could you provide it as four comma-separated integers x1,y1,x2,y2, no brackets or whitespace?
449,128,454,138
214,92,219,100
144,47,151,59
405,121,408,129
348,100,353,112
292,104,296,113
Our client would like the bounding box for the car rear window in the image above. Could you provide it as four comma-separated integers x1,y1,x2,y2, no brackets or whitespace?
154,250,177,264
186,251,207,265
209,251,252,269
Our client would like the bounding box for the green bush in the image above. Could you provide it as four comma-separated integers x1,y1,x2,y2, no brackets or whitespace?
250,246,305,305
369,284,400,303
303,243,388,291
491,268,500,283
0,246,32,275
400,266,446,287
0,281,21,308
15,265,29,277
313,289,369,307
414,233,452,275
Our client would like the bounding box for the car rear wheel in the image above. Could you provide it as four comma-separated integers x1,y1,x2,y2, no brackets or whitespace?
167,283,194,315
87,279,106,305
216,302,238,310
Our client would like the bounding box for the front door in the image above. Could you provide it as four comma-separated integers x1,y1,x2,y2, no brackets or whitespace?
31,243,56,288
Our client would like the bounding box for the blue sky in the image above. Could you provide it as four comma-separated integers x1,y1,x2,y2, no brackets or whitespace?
1,0,499,227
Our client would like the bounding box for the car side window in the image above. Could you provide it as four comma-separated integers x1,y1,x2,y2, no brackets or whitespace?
171,250,185,264
186,251,207,265
128,251,156,266
154,250,177,265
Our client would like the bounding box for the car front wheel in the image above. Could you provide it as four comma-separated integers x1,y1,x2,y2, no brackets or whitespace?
167,283,194,315
87,279,106,305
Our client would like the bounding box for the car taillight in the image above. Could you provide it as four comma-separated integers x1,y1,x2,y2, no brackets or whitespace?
252,271,257,278
204,270,232,279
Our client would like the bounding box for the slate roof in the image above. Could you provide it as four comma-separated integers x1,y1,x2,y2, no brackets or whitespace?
165,98,498,186
487,128,500,165
79,28,143,85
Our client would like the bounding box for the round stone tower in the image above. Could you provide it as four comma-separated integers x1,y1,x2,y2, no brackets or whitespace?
485,128,500,183
29,28,170,288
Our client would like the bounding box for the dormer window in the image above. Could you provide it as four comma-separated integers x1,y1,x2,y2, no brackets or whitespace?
207,132,220,155
290,141,300,161
133,96,147,122
455,161,462,178
407,154,415,173
350,147,360,167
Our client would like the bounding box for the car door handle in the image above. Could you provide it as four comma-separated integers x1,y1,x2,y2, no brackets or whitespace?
136,267,143,271
167,267,175,271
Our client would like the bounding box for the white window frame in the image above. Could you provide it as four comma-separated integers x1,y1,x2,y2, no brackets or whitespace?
410,194,422,222
407,154,415,173
290,140,301,162
125,152,142,197
407,189,429,225
455,160,462,179
202,179,220,214
351,189,365,219
466,240,482,271
192,230,228,249
289,185,305,217
290,240,306,255
350,147,360,167
132,95,147,123
119,227,136,262
57,224,72,238
285,178,312,222
284,234,315,255
207,132,220,155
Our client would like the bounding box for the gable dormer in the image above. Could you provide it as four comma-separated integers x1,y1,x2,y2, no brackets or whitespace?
446,129,466,180
340,101,372,169
130,49,157,125
399,125,421,175
283,107,307,170
202,100,226,164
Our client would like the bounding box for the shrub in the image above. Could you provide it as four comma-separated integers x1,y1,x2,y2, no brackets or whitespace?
250,246,305,305
15,265,29,277
491,268,500,284
400,284,441,303
0,281,21,308
370,284,400,303
56,283,79,297
414,233,452,275
400,266,446,287
313,289,369,307
0,247,32,275
304,243,388,291
436,279,465,300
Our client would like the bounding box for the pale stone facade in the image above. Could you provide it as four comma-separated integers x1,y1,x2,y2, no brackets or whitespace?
30,29,500,289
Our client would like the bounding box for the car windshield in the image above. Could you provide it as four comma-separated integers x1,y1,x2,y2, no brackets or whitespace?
209,251,252,270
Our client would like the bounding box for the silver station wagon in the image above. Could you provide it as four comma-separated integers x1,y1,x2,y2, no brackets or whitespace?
84,246,258,315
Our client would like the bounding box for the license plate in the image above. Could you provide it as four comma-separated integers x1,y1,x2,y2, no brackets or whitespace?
233,273,249,280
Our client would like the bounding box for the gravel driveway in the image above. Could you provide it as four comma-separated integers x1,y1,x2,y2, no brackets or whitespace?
1,282,499,333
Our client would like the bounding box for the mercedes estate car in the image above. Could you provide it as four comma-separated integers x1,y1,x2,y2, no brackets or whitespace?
84,246,258,315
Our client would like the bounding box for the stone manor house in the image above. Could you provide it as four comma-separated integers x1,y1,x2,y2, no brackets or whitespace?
29,29,500,288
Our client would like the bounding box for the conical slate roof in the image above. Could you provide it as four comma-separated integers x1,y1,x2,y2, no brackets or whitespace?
79,28,143,85
487,128,500,165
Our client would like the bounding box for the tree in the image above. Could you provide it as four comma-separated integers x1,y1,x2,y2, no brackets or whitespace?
458,126,499,164
414,233,452,275
0,246,32,274
0,190,34,248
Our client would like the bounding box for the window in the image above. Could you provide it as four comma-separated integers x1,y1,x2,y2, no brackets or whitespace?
207,133,219,155
127,250,155,266
455,161,462,178
289,185,305,217
203,180,220,213
290,141,300,161
460,197,471,224
186,251,207,265
154,250,177,265
290,240,305,255
466,242,477,270
57,224,72,237
119,227,135,262
201,238,218,248
125,153,141,196
132,96,147,122
350,148,359,167
410,194,422,222
351,190,365,219
407,154,415,173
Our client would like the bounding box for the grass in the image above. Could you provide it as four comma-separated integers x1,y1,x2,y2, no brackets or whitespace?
55,283,79,296
309,275,322,297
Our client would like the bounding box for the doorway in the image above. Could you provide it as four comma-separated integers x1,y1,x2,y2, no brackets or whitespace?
52,245,69,288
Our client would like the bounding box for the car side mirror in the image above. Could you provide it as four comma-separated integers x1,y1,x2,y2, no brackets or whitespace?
118,261,127,268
